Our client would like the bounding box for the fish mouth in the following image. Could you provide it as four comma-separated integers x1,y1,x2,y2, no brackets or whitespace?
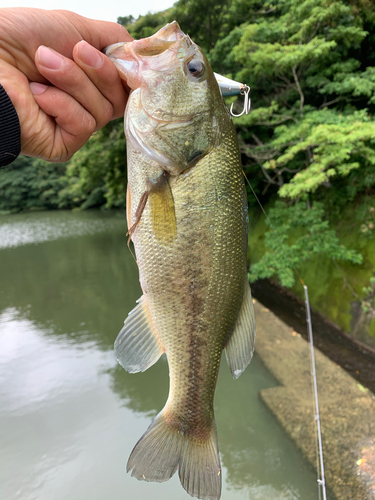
149,21,186,42
105,28,247,98
104,21,190,91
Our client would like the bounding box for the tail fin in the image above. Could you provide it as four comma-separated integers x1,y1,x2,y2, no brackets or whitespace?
127,410,222,500
178,426,221,500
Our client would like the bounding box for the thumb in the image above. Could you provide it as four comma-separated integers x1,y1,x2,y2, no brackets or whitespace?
56,11,134,50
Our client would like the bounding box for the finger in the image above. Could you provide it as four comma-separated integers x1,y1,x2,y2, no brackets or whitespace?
29,82,96,161
54,10,133,49
35,45,114,131
73,40,128,119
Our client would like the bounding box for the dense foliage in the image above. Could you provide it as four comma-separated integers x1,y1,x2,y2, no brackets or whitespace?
1,0,374,297
0,156,73,212
0,119,126,213
64,119,127,210
210,0,375,287
119,0,375,287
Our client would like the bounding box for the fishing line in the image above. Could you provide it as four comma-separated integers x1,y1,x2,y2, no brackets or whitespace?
331,258,367,303
242,169,327,500
242,170,277,233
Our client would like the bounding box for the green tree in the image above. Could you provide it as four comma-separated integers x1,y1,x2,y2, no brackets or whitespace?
212,0,375,284
118,11,171,39
64,119,127,210
0,120,127,213
0,156,72,212
249,201,363,288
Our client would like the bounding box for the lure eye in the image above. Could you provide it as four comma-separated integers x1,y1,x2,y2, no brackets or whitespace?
187,59,205,78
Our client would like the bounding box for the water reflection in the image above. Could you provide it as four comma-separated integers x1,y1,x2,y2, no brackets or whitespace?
0,211,140,349
0,211,322,500
0,210,126,249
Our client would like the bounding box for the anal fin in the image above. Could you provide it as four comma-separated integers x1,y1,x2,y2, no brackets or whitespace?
115,296,164,373
225,278,256,379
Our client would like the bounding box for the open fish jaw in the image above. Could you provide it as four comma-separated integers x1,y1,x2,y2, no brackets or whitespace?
105,22,193,90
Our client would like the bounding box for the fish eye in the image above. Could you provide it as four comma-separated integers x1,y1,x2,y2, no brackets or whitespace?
187,59,205,78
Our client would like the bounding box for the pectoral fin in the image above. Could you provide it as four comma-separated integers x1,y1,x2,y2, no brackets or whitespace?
149,173,176,244
115,296,164,373
225,279,256,379
126,172,176,244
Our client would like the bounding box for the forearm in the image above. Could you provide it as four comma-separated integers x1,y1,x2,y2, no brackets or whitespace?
0,55,39,155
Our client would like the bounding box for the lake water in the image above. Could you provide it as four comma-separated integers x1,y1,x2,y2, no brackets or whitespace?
0,210,321,500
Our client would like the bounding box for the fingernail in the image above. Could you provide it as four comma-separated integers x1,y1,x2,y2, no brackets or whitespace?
77,40,103,69
30,82,48,95
37,46,63,70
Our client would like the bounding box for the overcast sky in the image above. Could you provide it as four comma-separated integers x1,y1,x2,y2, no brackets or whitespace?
0,0,174,22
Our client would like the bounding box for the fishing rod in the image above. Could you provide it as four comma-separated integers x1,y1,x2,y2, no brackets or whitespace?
303,283,327,500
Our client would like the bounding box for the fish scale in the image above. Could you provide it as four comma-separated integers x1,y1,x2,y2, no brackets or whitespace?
105,21,256,500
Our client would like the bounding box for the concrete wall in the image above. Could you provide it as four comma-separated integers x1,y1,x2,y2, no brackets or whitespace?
253,300,375,500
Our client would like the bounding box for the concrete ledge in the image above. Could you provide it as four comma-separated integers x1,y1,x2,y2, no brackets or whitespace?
253,300,375,500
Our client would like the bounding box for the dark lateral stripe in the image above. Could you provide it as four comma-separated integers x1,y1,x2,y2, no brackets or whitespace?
0,83,21,167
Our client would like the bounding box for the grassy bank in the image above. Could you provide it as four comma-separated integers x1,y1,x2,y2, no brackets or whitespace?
248,206,375,347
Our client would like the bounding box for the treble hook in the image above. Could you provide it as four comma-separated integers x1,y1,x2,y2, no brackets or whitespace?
230,85,251,117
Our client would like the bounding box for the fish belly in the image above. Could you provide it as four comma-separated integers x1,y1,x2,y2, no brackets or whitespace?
130,132,247,404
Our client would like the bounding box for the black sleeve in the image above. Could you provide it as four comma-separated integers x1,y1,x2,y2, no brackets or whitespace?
0,83,21,167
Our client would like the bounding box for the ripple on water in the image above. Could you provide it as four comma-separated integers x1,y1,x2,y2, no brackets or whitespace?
0,211,126,249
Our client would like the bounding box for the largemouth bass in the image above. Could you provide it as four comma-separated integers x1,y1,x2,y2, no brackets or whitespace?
105,22,255,500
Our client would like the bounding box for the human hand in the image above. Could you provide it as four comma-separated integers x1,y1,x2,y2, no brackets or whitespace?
0,8,132,162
